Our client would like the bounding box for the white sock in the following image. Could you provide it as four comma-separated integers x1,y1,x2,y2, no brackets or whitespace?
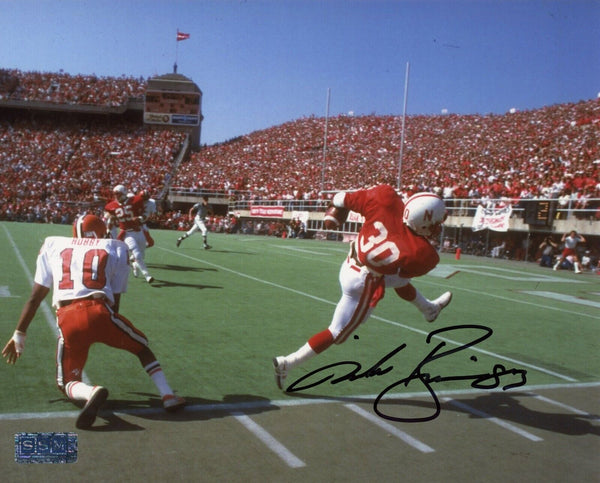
144,362,173,397
65,381,95,401
410,291,432,313
285,343,317,370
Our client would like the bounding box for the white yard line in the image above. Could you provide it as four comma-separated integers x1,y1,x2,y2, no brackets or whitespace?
442,397,543,441
344,403,435,453
231,411,306,468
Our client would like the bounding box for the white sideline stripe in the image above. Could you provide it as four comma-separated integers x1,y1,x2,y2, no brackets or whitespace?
276,245,330,256
161,247,578,382
421,279,600,320
441,264,585,283
231,412,306,468
1,225,91,384
442,397,543,442
344,403,435,453
1,381,598,422
521,291,600,309
526,392,600,419
0,285,20,297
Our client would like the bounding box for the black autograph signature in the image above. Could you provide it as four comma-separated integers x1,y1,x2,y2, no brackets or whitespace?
286,324,527,422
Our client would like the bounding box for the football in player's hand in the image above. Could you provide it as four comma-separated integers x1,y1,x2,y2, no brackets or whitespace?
323,205,349,230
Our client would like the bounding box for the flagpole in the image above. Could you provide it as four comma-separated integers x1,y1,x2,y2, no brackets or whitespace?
321,87,331,194
174,29,179,73
397,61,410,191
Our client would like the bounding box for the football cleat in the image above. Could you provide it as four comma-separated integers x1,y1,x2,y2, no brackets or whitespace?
203,244,212,250
273,356,288,390
163,394,186,412
423,291,453,322
76,386,108,429
176,237,183,247
145,275,154,283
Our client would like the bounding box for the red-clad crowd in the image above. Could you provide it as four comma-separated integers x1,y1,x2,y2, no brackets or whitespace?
0,116,186,223
173,99,600,212
1,69,599,227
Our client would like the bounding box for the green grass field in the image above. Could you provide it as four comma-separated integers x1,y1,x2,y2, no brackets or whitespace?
1,221,598,418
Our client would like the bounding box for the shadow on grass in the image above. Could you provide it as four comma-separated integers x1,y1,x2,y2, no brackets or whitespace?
146,278,223,290
146,263,218,273
74,393,278,432
284,390,600,437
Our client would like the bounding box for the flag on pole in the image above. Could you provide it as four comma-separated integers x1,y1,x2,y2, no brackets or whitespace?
177,31,190,41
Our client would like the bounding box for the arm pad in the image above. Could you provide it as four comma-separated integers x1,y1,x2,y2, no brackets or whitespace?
332,192,346,208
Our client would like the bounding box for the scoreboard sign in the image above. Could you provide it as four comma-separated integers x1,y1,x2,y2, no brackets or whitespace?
524,200,554,226
144,90,201,126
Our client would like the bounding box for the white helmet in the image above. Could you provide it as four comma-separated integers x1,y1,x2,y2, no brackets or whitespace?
113,184,127,201
403,192,447,237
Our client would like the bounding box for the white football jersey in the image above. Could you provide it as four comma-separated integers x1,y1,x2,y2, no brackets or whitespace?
144,198,157,218
34,236,130,309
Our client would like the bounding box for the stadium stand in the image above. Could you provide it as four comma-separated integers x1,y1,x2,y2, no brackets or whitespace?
1,69,599,244
172,100,599,207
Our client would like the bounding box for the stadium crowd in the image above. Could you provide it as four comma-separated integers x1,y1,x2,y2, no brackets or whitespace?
0,68,145,107
0,69,599,229
173,99,600,215
0,116,186,223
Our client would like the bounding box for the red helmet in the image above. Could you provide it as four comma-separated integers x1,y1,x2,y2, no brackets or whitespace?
73,214,106,239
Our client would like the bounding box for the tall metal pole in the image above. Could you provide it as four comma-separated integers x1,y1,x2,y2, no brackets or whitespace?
321,87,331,194
397,62,410,191
174,29,179,73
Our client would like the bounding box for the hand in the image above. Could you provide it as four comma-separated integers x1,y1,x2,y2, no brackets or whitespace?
2,330,26,364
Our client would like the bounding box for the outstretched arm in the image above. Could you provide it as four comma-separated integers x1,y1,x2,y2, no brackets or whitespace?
2,283,49,364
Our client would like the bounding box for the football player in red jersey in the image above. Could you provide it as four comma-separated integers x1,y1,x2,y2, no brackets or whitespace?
2,214,185,429
273,185,452,390
104,184,154,283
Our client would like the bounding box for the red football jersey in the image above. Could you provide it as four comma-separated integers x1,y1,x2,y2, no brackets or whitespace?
344,185,439,278
104,194,145,231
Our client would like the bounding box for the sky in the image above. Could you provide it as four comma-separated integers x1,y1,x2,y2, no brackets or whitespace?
2,0,599,145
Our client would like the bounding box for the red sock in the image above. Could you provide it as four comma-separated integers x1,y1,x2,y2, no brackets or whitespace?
308,329,334,354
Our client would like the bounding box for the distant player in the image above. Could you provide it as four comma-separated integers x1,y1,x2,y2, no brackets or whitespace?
104,184,154,282
2,214,185,429
273,185,452,390
139,190,156,248
176,195,213,249
553,230,586,273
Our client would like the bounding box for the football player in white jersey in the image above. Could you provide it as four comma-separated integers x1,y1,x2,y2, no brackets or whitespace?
2,214,185,429
139,189,157,248
176,195,213,249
